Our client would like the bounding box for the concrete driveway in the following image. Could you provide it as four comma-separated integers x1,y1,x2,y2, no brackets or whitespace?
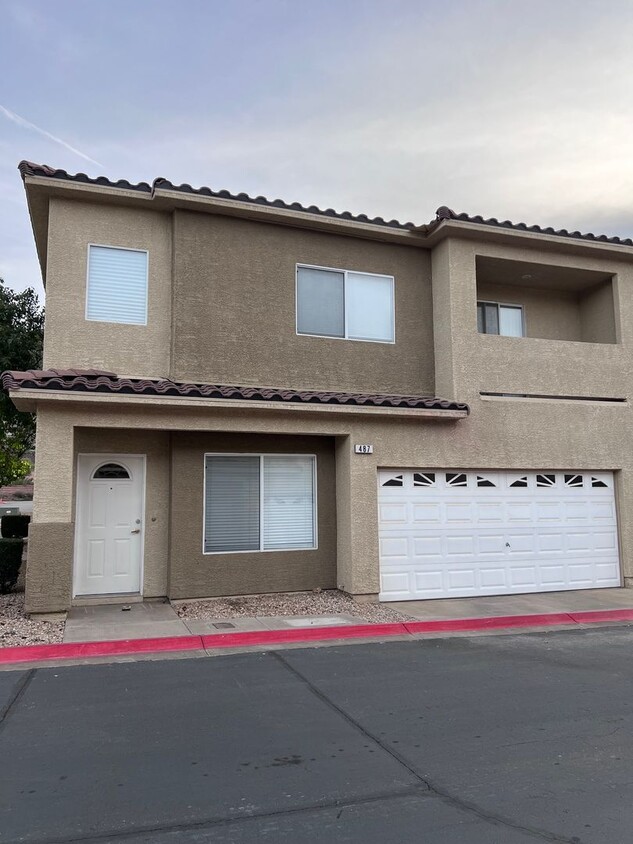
2,626,633,842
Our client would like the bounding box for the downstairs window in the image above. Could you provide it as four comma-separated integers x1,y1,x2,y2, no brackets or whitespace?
204,455,316,553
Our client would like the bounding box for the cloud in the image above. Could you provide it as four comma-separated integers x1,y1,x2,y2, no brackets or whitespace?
0,105,102,167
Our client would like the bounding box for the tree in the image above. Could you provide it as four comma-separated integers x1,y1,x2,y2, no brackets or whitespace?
0,279,44,487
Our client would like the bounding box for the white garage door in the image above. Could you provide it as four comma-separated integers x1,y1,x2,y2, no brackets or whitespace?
378,470,621,601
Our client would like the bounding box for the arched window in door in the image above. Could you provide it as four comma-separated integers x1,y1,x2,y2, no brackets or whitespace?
92,463,131,480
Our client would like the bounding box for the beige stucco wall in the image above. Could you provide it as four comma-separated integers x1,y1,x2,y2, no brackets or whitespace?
25,394,633,611
169,432,337,599
170,211,434,395
477,279,617,344
435,238,633,399
44,197,172,377
477,281,583,342
579,281,617,344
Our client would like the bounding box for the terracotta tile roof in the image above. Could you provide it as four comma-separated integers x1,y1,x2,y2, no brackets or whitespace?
19,160,633,247
18,161,152,193
18,161,415,230
434,206,633,247
1,370,469,413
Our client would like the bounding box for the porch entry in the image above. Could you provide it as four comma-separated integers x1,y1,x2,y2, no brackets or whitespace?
74,454,145,596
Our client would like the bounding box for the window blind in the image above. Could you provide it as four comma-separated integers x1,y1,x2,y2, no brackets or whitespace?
87,245,148,325
345,272,394,341
204,456,260,552
263,457,315,550
296,267,345,337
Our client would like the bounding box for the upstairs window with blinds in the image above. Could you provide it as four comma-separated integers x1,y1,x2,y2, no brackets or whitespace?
204,455,316,553
86,245,148,325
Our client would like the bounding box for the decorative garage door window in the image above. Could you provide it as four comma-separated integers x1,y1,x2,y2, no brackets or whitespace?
377,469,619,602
204,454,317,553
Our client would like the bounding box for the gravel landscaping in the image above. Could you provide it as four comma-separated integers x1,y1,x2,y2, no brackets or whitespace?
0,593,65,648
173,589,413,624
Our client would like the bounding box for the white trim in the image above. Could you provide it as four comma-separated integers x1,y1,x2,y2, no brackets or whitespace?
296,263,396,344
73,453,146,598
85,243,149,326
202,452,318,555
477,299,525,337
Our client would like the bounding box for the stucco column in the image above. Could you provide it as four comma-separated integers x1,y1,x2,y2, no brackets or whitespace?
335,436,380,600
26,407,75,613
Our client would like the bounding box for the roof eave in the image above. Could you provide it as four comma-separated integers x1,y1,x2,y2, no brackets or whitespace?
8,388,468,418
21,174,428,263
423,218,633,260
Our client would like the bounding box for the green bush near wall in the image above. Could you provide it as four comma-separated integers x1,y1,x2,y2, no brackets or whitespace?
1,514,30,539
0,538,23,593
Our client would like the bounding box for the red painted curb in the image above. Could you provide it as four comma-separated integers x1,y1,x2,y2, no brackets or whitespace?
1,607,633,666
201,622,408,650
404,612,576,634
0,635,204,665
568,609,633,624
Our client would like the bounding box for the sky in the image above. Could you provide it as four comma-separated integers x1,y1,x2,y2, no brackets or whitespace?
2,0,633,299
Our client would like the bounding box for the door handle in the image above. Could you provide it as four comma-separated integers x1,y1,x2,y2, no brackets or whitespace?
131,528,141,534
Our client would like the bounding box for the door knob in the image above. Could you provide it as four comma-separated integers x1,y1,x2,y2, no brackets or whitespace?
131,528,141,534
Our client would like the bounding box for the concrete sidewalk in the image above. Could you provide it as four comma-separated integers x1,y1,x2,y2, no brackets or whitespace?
63,588,633,644
64,601,368,643
384,587,633,620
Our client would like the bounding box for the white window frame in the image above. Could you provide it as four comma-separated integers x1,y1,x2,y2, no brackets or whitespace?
202,453,318,555
85,243,149,326
477,300,525,337
296,263,395,344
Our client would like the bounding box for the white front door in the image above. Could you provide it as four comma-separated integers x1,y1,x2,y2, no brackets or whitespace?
74,455,145,596
378,469,621,601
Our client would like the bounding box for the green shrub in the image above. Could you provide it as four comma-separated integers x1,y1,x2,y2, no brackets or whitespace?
0,538,23,593
1,514,30,539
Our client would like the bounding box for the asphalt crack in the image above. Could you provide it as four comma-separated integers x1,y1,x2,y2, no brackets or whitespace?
272,650,587,844
0,668,35,734
14,786,427,843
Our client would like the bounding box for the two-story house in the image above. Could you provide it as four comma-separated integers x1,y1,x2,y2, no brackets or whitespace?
3,160,632,615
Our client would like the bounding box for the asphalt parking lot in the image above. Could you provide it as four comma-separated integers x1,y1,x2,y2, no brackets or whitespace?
2,626,633,843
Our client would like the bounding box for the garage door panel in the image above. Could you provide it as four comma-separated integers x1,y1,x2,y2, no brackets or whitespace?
595,562,620,581
593,531,617,551
565,502,590,522
479,567,507,588
379,536,409,558
445,503,473,523
565,532,593,552
378,502,408,524
539,565,566,585
567,564,595,585
506,533,535,553
592,502,617,521
478,535,505,555
535,502,562,522
510,566,537,587
447,570,477,590
537,534,564,553
412,502,442,523
412,536,443,557
445,535,475,556
414,571,444,592
476,503,505,522
506,502,533,522
379,469,621,600
380,571,411,597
